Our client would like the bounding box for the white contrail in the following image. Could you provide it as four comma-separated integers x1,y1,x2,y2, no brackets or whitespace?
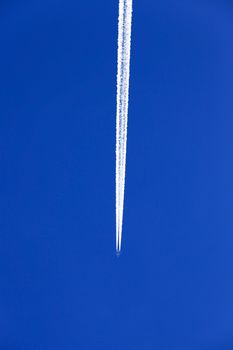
116,0,133,253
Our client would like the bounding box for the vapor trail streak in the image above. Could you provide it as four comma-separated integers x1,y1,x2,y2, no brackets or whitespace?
116,0,133,253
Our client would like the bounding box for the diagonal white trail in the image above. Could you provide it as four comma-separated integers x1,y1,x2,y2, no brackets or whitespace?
116,0,133,253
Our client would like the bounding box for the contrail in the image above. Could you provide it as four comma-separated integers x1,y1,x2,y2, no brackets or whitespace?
116,0,133,253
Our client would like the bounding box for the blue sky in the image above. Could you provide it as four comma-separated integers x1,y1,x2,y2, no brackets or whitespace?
1,0,233,349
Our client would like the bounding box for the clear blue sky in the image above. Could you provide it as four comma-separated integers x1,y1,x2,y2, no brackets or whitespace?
1,0,233,349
